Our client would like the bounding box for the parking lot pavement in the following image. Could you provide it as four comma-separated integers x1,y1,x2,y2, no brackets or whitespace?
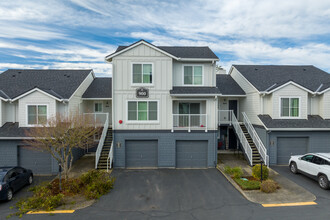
0,175,54,219
271,166,330,205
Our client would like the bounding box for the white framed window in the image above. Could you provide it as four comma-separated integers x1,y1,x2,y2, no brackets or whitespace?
280,97,300,118
27,104,48,125
94,102,103,112
183,65,203,85
127,101,158,121
132,63,153,84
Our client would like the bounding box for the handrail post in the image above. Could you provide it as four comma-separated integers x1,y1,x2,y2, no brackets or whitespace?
188,115,191,132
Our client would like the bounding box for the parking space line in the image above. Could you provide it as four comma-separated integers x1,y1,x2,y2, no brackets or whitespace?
262,202,317,207
27,210,75,214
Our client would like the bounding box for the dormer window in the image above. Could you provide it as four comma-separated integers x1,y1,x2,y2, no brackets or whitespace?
183,65,203,85
132,63,153,84
280,97,300,118
27,105,47,125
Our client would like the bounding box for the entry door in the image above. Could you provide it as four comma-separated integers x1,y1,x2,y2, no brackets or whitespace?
229,100,238,118
179,103,200,127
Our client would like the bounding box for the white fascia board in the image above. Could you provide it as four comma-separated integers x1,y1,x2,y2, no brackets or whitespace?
218,94,246,97
267,128,330,131
229,66,261,94
68,70,94,101
105,41,179,61
12,88,62,102
0,97,8,101
179,58,219,62
317,87,330,94
82,98,112,100
263,81,315,95
170,94,220,97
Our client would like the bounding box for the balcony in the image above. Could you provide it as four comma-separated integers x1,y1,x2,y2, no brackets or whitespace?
83,113,109,127
172,114,207,132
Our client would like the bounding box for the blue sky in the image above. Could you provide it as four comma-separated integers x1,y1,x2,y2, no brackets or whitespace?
0,0,330,76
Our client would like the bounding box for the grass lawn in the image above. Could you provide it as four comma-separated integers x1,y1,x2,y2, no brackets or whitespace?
233,177,261,190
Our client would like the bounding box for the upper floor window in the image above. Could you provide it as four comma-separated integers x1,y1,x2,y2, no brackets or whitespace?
132,63,152,84
27,105,47,125
184,65,203,85
94,102,103,112
280,97,299,118
128,101,158,121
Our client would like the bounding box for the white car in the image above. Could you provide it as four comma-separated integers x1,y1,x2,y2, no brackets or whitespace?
289,153,330,190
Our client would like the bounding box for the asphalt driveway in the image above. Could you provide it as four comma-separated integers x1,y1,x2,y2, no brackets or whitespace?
4,169,330,219
0,175,54,219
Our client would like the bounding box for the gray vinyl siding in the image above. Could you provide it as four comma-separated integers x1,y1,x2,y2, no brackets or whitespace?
268,131,330,165
113,130,217,168
0,140,85,174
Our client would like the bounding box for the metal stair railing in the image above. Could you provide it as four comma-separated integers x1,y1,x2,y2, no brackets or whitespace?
242,112,269,166
107,141,114,172
95,113,109,169
231,110,253,166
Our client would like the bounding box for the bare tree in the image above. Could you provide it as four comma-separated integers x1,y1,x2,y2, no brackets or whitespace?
24,112,99,179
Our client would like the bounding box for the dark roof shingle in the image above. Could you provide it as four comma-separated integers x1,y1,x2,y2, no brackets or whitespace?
109,40,219,59
0,69,92,100
82,78,112,99
233,65,330,93
216,74,246,95
258,115,330,129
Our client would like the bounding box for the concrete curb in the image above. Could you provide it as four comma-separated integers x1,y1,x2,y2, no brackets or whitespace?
216,166,259,204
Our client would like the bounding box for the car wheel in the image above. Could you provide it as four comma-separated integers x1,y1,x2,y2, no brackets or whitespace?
7,189,13,201
28,175,33,185
318,175,330,190
290,162,298,174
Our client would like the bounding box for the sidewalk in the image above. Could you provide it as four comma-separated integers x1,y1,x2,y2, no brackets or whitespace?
218,154,316,205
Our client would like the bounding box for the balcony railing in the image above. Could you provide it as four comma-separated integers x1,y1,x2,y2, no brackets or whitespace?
218,110,233,125
172,114,207,132
83,113,109,126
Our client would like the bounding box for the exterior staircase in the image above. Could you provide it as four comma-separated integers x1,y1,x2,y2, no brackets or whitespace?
240,124,262,165
97,127,113,169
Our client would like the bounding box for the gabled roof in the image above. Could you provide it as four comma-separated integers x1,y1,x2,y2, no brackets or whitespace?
0,69,92,101
216,74,246,96
232,65,330,94
258,115,330,130
106,39,219,61
82,78,112,99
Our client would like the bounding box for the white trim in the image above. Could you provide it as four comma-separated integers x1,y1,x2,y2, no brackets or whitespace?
25,104,49,127
105,41,179,61
68,70,94,101
279,97,301,119
126,100,159,124
264,81,315,94
229,66,260,93
179,58,219,61
94,101,103,113
182,64,204,86
12,88,62,102
170,94,219,97
82,98,112,100
131,62,154,86
268,128,330,131
218,95,246,97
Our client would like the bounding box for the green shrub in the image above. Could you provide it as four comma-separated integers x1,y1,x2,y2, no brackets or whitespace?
260,179,278,193
234,178,260,190
252,164,269,180
225,166,243,178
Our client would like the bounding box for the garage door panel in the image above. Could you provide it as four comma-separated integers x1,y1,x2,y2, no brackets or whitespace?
176,141,207,168
126,140,158,168
277,137,308,165
19,146,52,174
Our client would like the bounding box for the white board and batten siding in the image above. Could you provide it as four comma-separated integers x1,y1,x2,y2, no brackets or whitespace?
0,100,2,126
272,84,308,119
322,90,330,119
230,67,261,125
18,91,56,127
113,44,173,130
68,73,94,114
172,61,216,87
1,101,18,125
